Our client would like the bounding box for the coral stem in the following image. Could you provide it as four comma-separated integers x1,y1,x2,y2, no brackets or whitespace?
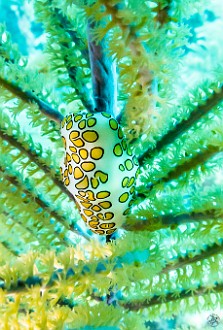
121,282,223,310
0,130,72,200
138,85,223,165
87,20,117,116
123,210,221,231
52,7,95,111
1,168,75,235
157,146,220,185
161,242,223,274
0,77,63,123
0,131,90,241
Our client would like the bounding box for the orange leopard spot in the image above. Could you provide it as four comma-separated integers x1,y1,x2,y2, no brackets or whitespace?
125,159,133,171
64,177,70,186
85,190,96,201
98,201,112,209
96,191,111,199
101,112,111,118
82,130,99,143
127,177,135,187
121,139,127,150
122,177,129,188
99,222,115,229
81,201,92,209
95,171,108,183
78,119,86,130
89,220,99,229
91,177,99,189
130,186,135,194
90,147,104,160
109,118,118,130
66,120,73,130
104,212,114,220
62,136,66,149
74,167,84,180
79,191,86,197
119,164,125,171
113,143,123,157
72,154,80,164
83,209,94,216
119,192,129,203
91,205,101,212
87,118,96,127
98,212,114,220
80,214,87,222
66,152,71,163
81,162,95,172
106,228,117,235
75,176,89,189
118,127,124,139
69,131,79,142
68,164,73,174
69,146,77,153
74,114,83,122
79,148,88,159
75,195,88,202
123,207,131,215
72,138,85,148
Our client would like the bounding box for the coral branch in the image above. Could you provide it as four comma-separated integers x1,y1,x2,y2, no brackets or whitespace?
3,210,37,237
1,165,90,241
138,85,223,165
0,275,42,291
0,77,63,123
103,3,154,97
54,8,90,62
121,282,223,310
156,146,220,185
161,242,223,274
65,59,95,112
123,210,221,231
0,240,19,257
1,168,74,235
52,7,95,111
87,20,117,116
0,130,74,201
0,132,91,240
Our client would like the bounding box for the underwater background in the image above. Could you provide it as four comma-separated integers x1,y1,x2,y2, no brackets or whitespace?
0,0,223,329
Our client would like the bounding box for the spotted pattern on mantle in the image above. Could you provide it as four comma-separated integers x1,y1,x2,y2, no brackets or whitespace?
60,112,139,235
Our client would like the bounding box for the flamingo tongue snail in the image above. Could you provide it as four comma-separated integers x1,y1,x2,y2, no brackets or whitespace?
60,111,139,235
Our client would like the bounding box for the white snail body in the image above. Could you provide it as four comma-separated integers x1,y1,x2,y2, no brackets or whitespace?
60,112,138,235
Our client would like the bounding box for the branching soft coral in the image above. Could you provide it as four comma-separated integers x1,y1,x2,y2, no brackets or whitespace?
0,0,223,329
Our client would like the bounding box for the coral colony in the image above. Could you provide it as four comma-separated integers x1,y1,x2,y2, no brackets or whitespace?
0,0,223,329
